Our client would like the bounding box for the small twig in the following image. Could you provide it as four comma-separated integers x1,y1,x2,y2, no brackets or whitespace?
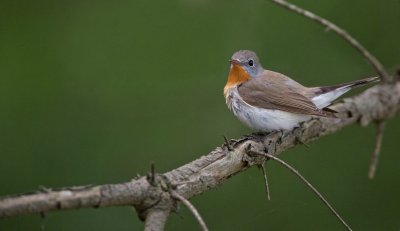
171,191,209,231
40,212,46,231
247,148,352,231
368,121,385,179
150,162,155,185
223,135,233,151
259,162,271,200
270,0,390,82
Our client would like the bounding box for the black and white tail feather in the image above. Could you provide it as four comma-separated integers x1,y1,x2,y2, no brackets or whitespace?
311,76,379,110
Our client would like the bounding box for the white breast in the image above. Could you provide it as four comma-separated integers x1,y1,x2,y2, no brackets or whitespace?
225,87,311,131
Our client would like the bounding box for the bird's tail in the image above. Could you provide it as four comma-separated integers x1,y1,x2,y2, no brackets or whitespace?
311,76,379,108
320,76,379,92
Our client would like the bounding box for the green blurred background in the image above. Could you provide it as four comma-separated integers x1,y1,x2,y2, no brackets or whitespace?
1,0,399,230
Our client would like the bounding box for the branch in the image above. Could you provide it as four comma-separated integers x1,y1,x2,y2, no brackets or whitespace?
259,162,271,200
368,121,385,179
144,209,170,231
270,0,391,82
1,81,399,222
0,80,399,230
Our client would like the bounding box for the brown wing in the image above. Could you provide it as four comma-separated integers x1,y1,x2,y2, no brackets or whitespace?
238,76,334,117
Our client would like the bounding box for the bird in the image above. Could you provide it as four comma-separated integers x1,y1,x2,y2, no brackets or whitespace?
224,50,379,131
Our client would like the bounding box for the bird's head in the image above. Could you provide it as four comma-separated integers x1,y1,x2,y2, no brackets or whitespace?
224,50,263,96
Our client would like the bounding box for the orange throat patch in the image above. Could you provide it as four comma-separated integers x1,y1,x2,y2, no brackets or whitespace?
224,64,250,98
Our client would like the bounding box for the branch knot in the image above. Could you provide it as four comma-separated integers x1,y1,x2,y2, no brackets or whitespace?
137,172,177,221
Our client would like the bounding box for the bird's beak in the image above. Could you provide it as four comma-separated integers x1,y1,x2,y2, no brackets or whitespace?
229,59,240,65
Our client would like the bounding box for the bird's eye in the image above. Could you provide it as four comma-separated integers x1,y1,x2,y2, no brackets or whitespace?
248,59,254,66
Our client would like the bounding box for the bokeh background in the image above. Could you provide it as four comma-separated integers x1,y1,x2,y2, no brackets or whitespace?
1,0,399,230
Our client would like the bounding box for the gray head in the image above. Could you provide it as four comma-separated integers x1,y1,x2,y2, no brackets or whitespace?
230,50,264,78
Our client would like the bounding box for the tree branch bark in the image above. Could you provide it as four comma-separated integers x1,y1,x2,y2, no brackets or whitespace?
144,209,170,231
1,81,399,221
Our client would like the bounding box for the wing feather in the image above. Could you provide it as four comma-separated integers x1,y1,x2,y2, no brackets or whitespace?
238,77,334,117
